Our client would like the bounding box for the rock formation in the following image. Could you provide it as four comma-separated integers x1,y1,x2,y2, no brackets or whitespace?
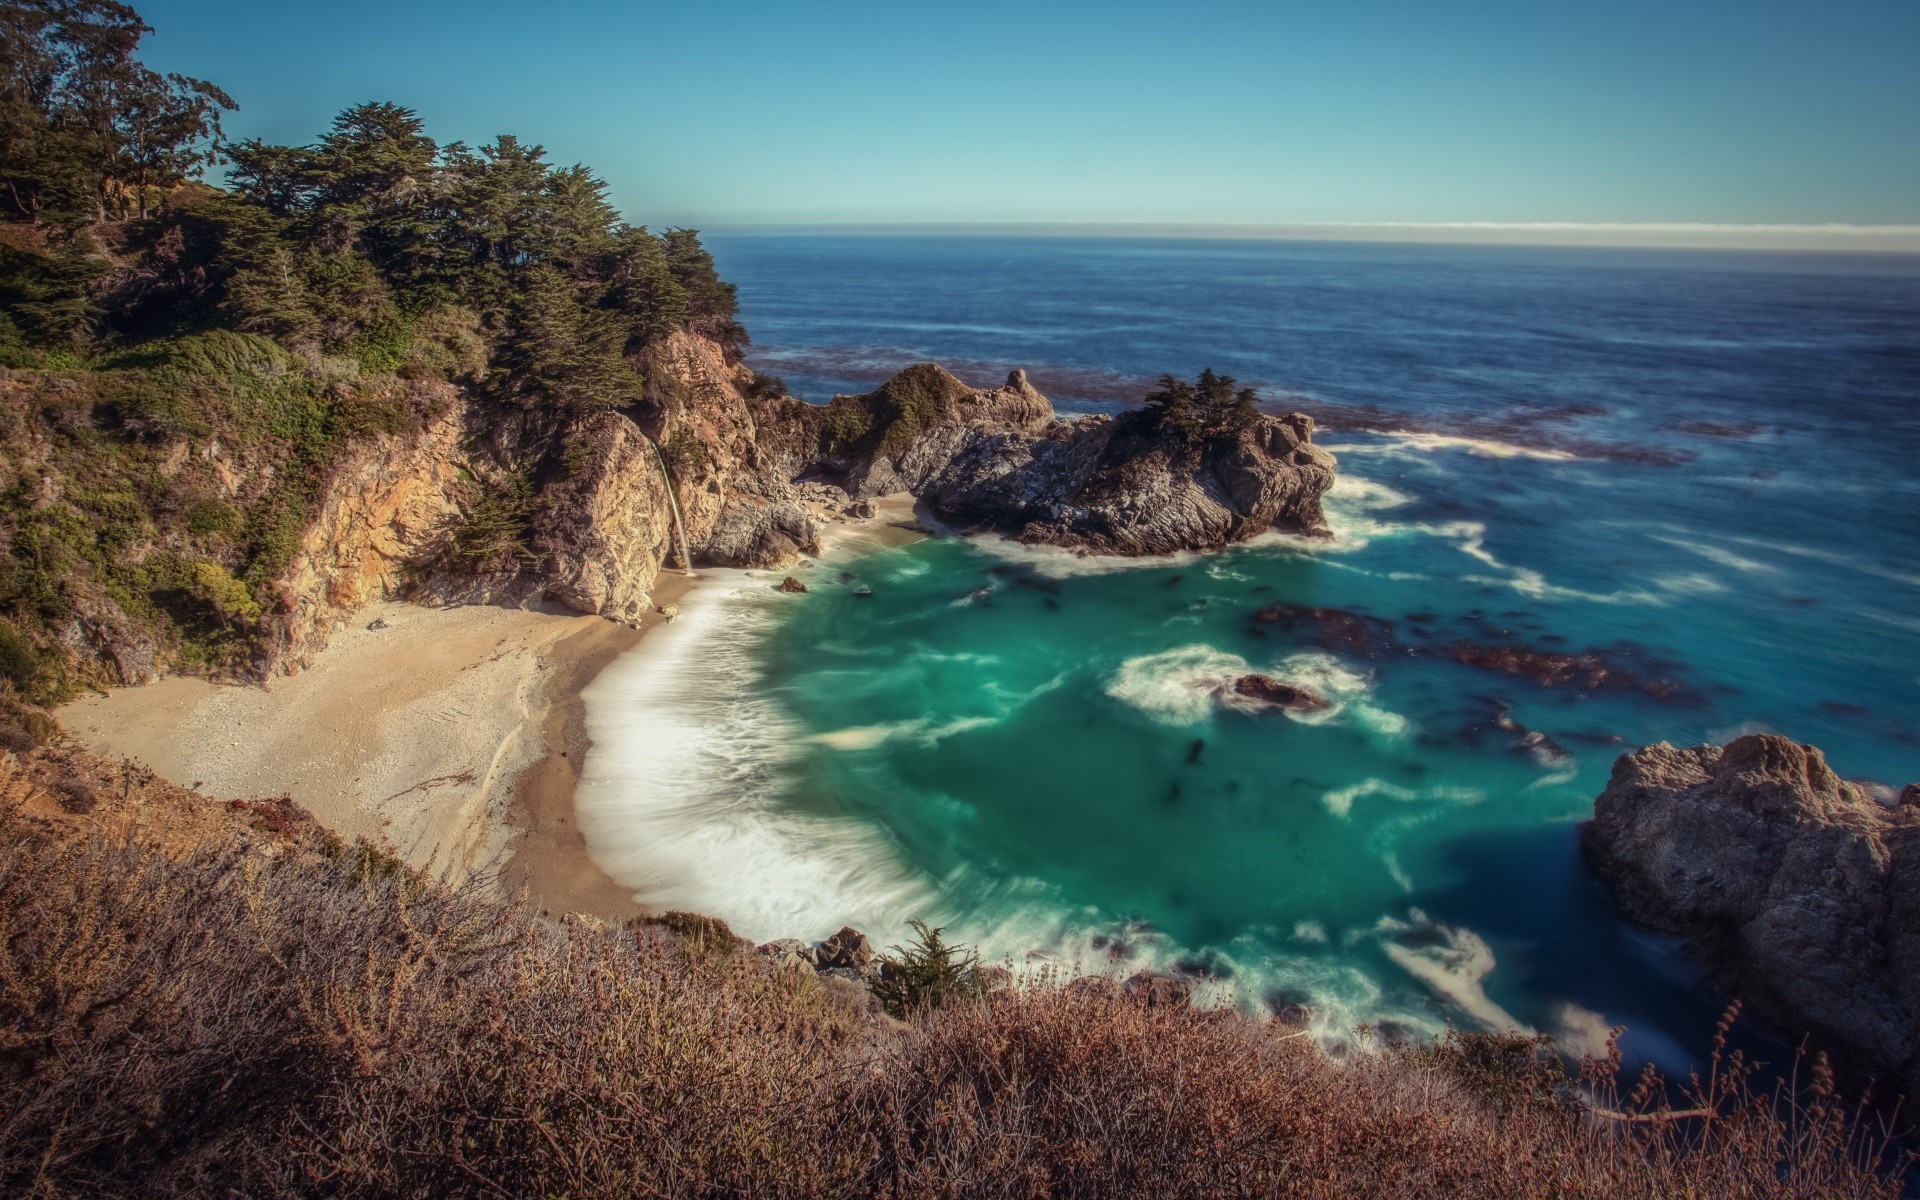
1232,674,1331,712
1583,734,1920,1097
798,364,1337,555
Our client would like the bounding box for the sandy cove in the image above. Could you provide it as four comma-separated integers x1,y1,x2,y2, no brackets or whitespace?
58,583,688,921
56,496,928,923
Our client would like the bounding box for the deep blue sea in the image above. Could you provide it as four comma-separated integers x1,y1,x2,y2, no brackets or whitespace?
582,236,1920,1076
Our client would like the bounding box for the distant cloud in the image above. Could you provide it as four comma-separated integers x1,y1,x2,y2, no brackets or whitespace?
711,221,1920,253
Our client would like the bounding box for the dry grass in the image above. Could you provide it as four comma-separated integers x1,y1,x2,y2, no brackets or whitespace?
0,748,1908,1199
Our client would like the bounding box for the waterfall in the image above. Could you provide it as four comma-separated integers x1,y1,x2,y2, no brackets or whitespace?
644,434,695,576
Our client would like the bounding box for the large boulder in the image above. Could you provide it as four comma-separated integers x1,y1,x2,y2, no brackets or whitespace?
1582,734,1920,1097
802,365,1336,556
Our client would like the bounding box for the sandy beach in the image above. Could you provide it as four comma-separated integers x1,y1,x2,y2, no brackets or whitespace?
58,585,688,917
55,498,928,921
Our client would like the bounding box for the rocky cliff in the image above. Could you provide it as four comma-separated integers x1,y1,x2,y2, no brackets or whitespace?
796,364,1337,555
638,330,821,567
1583,734,1920,1097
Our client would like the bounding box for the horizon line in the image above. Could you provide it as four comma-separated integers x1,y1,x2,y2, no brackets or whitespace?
700,220,1920,253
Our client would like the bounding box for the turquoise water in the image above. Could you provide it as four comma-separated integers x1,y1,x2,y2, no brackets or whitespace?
583,237,1920,1071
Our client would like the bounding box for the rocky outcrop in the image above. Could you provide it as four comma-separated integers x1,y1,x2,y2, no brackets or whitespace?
262,388,469,676
799,365,1336,556
522,409,675,624
1232,674,1330,712
640,331,820,568
1583,734,1920,1097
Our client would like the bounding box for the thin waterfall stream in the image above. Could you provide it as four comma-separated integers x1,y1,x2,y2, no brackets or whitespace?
646,435,694,575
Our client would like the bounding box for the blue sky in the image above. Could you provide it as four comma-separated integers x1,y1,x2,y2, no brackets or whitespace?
138,1,1920,235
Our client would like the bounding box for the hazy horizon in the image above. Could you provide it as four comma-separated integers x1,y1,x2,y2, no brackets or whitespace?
705,221,1920,253
136,0,1920,235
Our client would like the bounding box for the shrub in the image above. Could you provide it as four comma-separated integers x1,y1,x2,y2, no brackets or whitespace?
871,919,982,1017
0,785,1905,1200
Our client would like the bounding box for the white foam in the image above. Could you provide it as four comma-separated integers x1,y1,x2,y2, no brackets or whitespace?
1377,912,1527,1033
1105,646,1410,736
1550,1001,1616,1061
810,715,997,751
1322,778,1484,819
577,577,940,944
1649,534,1778,575
970,534,1203,579
1323,431,1580,462
1105,645,1250,725
1717,533,1920,590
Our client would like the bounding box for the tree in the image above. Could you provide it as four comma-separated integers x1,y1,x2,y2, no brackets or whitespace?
662,226,744,349
1139,368,1259,438
488,263,639,411
871,920,983,1017
0,1,229,225
113,66,232,216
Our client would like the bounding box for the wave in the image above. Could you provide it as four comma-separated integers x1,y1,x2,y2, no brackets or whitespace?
1320,778,1484,820
1104,645,1408,735
809,715,998,751
577,577,941,944
1377,912,1526,1033
1322,431,1581,462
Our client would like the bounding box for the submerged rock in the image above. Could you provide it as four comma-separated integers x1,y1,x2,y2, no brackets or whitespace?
1251,602,1398,660
1443,640,1698,702
1583,733,1920,1098
1232,674,1331,713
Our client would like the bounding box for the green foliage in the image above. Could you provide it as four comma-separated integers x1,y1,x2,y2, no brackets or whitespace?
486,264,639,410
819,364,969,461
0,0,233,228
0,2,755,698
1128,368,1260,440
872,919,982,1018
447,472,538,569
661,424,707,474
0,619,38,689
0,235,108,348
743,371,788,401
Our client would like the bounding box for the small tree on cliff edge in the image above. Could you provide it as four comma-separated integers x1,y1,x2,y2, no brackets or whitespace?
1139,368,1259,439
872,920,981,1017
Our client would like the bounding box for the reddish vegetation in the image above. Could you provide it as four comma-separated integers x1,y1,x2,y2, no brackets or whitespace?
1440,641,1699,701
0,745,1904,1198
1252,601,1400,659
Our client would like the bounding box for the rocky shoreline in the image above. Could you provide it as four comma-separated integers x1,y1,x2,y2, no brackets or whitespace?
1583,733,1920,1100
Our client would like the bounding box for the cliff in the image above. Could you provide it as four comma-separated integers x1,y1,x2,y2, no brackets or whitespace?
798,364,1337,555
1583,734,1920,1099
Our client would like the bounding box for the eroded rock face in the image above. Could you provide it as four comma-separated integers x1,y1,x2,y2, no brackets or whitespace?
527,408,676,624
263,390,470,677
641,330,820,568
805,365,1336,556
1583,734,1920,1097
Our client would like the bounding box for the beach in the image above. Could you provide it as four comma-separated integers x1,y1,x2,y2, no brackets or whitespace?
55,500,927,922
57,585,688,918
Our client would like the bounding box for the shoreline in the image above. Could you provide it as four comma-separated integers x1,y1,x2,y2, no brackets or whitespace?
55,499,929,921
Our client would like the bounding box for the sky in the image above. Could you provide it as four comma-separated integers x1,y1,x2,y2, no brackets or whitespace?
136,0,1920,245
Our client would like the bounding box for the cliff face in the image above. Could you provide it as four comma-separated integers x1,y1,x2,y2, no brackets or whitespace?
1583,734,1920,1096
800,365,1336,555
260,387,468,677
640,331,820,568
7,338,1339,698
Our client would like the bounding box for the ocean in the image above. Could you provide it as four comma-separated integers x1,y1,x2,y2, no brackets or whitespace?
580,235,1920,1073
